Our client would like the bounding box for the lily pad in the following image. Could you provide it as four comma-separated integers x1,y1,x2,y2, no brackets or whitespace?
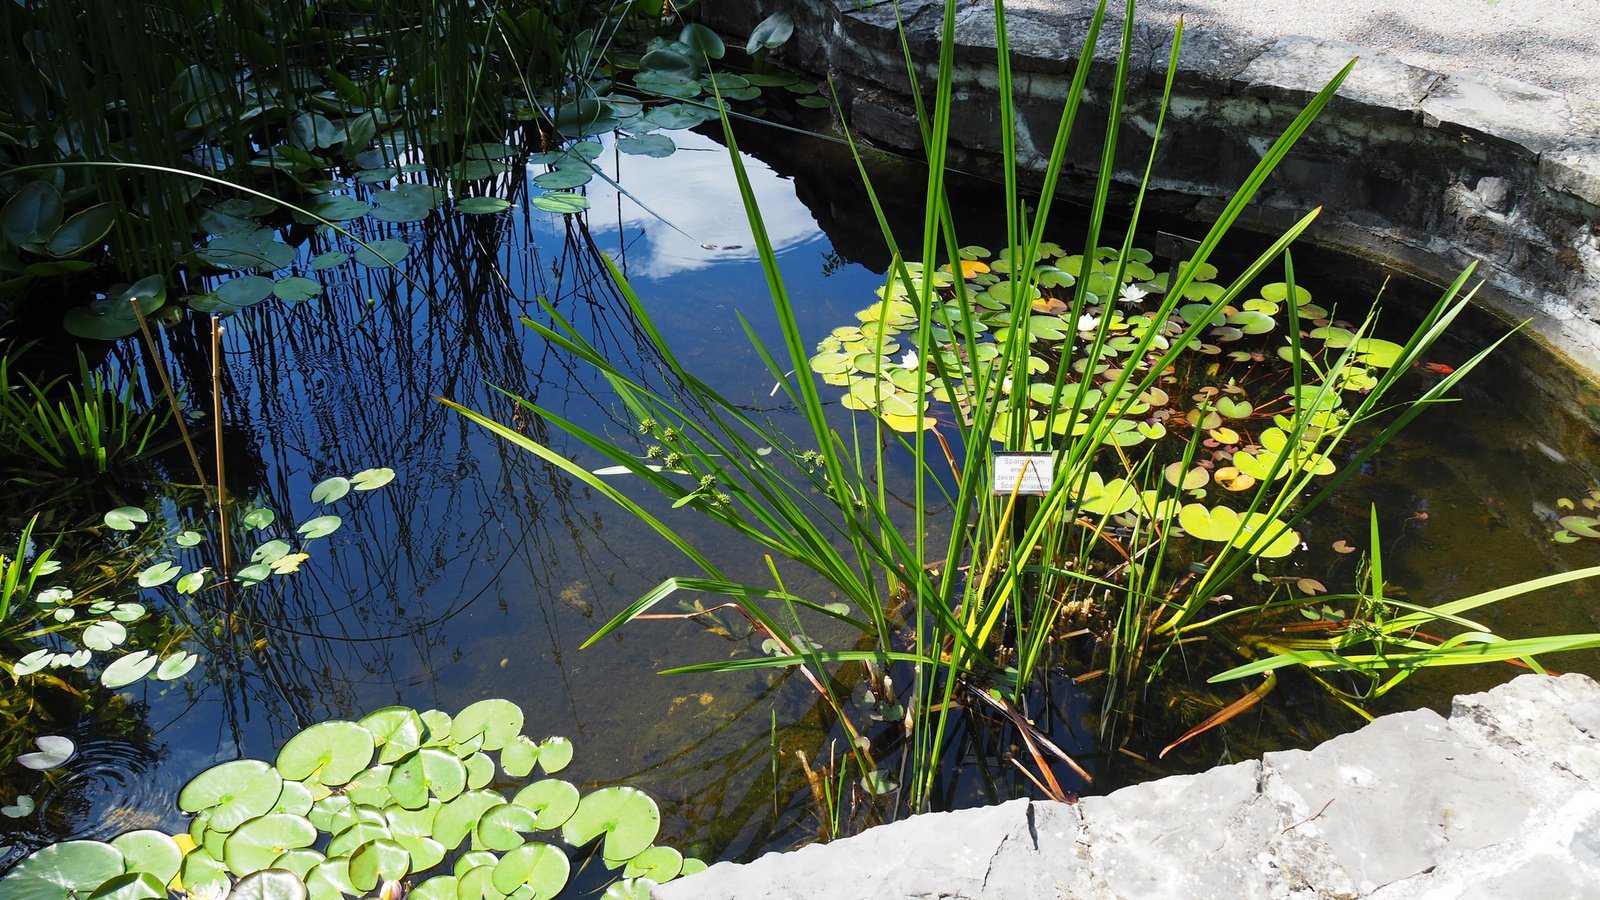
109,830,181,881
561,786,659,862
457,197,512,215
451,699,524,751
348,839,410,892
101,651,160,689
531,192,590,214
352,467,395,490
622,845,682,882
275,720,375,785
312,476,352,503
361,706,425,764
231,868,307,900
17,736,75,771
103,507,149,531
224,813,317,875
491,844,569,900
433,790,506,851
477,803,540,851
156,651,199,681
512,780,580,830
388,748,464,808
617,134,675,158
298,515,342,539
85,871,163,900
353,240,410,268
179,759,284,830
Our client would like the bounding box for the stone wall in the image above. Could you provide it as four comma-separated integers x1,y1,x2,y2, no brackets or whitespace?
699,0,1600,379
655,673,1600,899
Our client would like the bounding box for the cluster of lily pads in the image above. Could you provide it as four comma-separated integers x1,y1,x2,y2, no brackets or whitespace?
6,468,394,692
0,700,695,900
808,243,1407,559
1552,488,1600,543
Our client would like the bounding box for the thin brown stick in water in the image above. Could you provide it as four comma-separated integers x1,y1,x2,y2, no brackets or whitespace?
130,299,210,500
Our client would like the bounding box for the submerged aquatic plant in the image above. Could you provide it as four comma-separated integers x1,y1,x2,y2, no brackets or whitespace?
0,700,692,900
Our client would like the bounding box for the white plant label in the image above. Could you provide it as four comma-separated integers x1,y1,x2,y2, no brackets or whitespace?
991,452,1054,496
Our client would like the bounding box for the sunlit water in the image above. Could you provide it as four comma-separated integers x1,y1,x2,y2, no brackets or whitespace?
8,125,1600,864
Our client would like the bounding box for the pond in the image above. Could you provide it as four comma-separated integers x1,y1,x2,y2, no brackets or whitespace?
6,115,1600,882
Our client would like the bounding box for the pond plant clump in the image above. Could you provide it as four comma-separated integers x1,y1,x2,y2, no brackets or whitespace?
0,700,692,900
451,0,1600,840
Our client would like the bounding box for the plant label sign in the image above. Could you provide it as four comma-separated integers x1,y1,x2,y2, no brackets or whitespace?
992,452,1054,496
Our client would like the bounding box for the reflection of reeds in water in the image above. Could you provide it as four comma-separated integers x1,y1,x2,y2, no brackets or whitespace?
95,183,692,752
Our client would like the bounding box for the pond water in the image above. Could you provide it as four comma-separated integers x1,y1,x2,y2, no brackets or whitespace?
9,121,1600,868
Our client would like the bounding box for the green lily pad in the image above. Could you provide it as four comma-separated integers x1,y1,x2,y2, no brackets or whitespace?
343,765,394,807
499,735,540,777
433,789,507,851
451,699,524,751
86,872,164,900
274,276,322,303
362,706,425,764
388,747,464,808
533,169,593,190
325,822,392,859
457,197,512,215
224,813,317,875
491,844,569,900
352,467,395,490
623,845,682,882
1216,397,1253,419
465,752,495,790
561,786,659,862
310,251,349,270
102,651,160,689
0,841,124,900
179,759,284,830
477,803,539,851
272,849,326,879
312,476,352,504
298,515,342,539
214,275,275,307
617,134,675,158
273,779,315,817
306,857,356,900
110,831,182,883
353,239,410,268
241,508,276,529
411,876,458,900
531,192,590,214
1559,515,1600,538
103,507,149,531
349,838,410,892
512,780,580,830
180,848,231,894
275,720,375,785
537,737,572,773
156,651,199,680
232,867,307,900
456,865,503,900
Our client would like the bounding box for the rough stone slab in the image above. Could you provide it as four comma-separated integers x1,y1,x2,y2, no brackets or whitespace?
1542,140,1600,208
1420,68,1580,157
1236,36,1440,123
1068,760,1281,899
1263,708,1535,893
653,675,1600,900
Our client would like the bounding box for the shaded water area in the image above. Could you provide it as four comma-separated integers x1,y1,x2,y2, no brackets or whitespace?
8,121,1600,867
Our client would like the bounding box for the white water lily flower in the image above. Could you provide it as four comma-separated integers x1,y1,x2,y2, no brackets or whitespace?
899,349,920,370
1119,284,1149,305
1077,313,1101,332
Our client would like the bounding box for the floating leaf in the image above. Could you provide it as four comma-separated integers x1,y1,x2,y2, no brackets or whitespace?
252,540,292,564
276,721,375,785
512,780,580,830
274,277,322,303
311,476,351,503
411,876,457,900
477,803,539,851
82,620,128,651
451,699,524,752
297,515,342,539
176,531,206,547
17,736,74,770
562,786,659,862
491,844,569,900
499,735,540,778
156,651,198,681
361,707,426,764
101,650,160,689
179,760,284,830
353,240,410,268
859,770,898,795
457,197,511,215
310,251,349,270
231,868,307,900
351,468,395,490
537,737,573,773
433,790,505,851
103,507,148,531
622,846,682,882
223,813,317,875
531,192,590,214
2,795,35,817
270,553,310,574
241,508,276,529
388,748,464,808
616,134,675,158
1559,516,1600,538
348,839,410,892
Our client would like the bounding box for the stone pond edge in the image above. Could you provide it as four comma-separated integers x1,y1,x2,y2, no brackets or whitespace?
698,0,1600,383
655,672,1600,899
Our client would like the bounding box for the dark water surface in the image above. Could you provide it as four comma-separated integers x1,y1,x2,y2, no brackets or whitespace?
12,124,1600,864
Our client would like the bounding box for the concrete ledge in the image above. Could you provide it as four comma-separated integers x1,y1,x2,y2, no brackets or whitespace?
698,0,1600,379
656,673,1600,899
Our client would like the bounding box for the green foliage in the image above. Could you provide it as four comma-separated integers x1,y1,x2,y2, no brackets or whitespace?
0,701,695,900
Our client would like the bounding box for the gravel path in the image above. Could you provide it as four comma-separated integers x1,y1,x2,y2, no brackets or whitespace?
1014,0,1600,100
